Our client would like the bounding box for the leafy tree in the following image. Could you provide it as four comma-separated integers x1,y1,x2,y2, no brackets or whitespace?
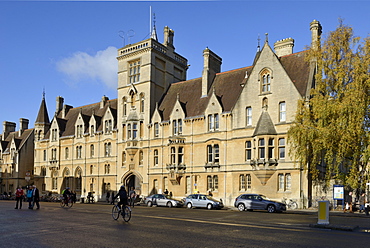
288,20,370,190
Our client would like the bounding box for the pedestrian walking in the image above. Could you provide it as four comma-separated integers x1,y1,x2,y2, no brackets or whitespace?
31,185,40,209
344,191,353,213
129,187,137,207
106,192,110,203
14,186,24,209
359,193,366,213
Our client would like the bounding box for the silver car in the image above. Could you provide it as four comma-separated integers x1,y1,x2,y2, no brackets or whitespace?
144,194,183,208
234,194,286,213
185,194,224,210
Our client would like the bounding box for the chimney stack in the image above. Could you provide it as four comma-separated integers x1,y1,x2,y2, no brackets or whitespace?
274,38,294,57
310,20,322,50
18,118,29,136
100,95,109,108
202,48,222,97
2,121,16,139
163,26,175,51
56,96,64,115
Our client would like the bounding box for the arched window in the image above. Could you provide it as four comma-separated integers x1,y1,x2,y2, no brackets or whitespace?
260,69,272,93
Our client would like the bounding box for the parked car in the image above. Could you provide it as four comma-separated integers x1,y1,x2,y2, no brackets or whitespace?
234,194,286,213
144,194,183,208
185,194,224,210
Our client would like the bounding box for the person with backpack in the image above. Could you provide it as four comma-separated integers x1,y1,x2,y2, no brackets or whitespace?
14,186,24,209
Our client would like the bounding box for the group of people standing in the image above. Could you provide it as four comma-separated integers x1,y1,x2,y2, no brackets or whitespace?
344,191,368,213
14,185,40,210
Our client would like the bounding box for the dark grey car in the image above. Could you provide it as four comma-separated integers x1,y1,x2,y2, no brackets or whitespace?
234,194,286,213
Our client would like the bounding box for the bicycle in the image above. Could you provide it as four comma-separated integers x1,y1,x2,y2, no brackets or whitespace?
60,196,73,208
282,198,298,210
112,204,131,222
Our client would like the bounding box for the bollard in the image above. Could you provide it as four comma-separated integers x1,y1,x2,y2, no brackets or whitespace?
318,201,330,225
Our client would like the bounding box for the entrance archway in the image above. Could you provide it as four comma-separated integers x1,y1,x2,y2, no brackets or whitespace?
122,171,143,196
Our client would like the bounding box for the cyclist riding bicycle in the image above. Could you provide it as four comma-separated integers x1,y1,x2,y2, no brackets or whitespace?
62,187,71,204
112,185,128,209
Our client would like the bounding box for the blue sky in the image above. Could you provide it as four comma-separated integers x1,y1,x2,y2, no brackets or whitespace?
1,0,369,130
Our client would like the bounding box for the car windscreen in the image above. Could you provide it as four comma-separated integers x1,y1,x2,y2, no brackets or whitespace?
206,195,218,201
260,195,270,200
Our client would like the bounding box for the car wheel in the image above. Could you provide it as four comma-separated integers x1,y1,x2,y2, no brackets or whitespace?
147,201,152,207
267,205,276,213
207,203,213,210
187,202,192,209
167,201,173,208
237,203,246,212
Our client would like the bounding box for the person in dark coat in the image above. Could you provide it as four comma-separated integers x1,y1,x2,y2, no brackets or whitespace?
112,186,128,209
32,185,40,209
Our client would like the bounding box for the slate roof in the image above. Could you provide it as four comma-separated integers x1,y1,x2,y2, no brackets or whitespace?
35,97,50,124
158,49,311,121
279,51,310,96
159,66,253,121
46,99,117,138
253,111,277,136
0,129,34,152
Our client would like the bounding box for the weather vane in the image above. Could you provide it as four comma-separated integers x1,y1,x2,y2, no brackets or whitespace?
118,29,135,46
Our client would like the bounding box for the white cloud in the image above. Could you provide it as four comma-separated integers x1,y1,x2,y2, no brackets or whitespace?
56,46,117,89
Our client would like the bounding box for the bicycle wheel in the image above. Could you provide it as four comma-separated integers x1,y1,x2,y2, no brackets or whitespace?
60,200,65,208
112,205,120,220
67,199,73,208
122,206,131,222
290,202,298,210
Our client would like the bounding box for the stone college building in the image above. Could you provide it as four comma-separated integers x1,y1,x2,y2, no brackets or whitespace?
20,20,322,207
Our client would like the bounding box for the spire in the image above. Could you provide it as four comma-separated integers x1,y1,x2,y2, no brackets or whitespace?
35,92,50,124
257,34,261,52
150,13,158,41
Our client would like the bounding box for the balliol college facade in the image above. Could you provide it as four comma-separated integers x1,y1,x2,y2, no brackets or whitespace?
29,21,322,207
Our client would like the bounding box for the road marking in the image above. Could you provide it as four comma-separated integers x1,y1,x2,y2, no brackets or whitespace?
139,214,311,232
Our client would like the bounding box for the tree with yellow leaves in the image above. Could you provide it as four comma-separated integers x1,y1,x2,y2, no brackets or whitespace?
288,20,370,191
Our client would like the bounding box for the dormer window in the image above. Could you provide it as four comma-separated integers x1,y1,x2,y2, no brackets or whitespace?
105,119,112,134
90,125,94,136
129,59,140,84
260,69,272,93
208,114,219,131
51,128,58,141
173,119,182,136
154,122,159,137
76,125,83,138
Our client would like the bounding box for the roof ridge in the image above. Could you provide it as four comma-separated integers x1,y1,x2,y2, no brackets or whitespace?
69,98,118,110
280,50,307,58
216,66,253,75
